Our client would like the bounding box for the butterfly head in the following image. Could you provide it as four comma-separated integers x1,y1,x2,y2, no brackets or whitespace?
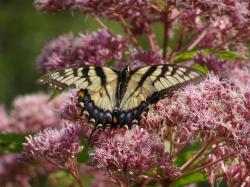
123,65,131,78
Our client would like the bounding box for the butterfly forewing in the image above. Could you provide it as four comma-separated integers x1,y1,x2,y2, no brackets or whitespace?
38,66,119,111
119,64,202,111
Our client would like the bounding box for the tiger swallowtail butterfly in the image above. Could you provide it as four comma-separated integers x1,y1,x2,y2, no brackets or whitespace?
39,64,203,130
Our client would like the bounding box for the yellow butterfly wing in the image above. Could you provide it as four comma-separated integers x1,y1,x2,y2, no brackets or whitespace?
119,64,202,112
38,66,119,112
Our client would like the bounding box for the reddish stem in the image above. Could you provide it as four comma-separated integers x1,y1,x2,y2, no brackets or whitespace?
162,2,169,61
115,14,141,49
175,153,235,181
166,24,186,62
65,159,84,187
147,28,160,52
181,140,211,172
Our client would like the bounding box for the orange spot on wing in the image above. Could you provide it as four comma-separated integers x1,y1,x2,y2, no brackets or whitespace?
79,91,85,97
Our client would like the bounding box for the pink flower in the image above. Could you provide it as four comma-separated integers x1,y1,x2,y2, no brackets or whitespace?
168,1,250,50
76,0,154,34
60,89,81,120
171,0,250,28
194,53,250,93
34,0,64,12
114,50,163,70
0,154,30,187
128,50,163,69
201,145,250,187
8,93,63,133
90,127,180,184
37,29,128,73
60,89,93,138
34,0,78,12
222,161,250,186
193,52,227,74
23,122,83,168
37,34,75,73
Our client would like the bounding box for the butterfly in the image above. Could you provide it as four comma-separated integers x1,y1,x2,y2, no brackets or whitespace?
39,64,203,131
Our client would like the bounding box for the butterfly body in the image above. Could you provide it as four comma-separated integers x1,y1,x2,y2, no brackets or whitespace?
39,64,203,130
77,66,147,129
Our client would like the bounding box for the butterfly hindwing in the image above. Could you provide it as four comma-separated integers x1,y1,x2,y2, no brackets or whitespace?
119,64,202,112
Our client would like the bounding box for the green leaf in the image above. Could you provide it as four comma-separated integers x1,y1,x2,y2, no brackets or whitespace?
48,90,61,101
0,133,26,153
47,171,75,187
174,142,200,167
0,133,26,143
172,172,207,187
208,49,246,61
173,49,245,64
173,50,199,63
192,63,209,74
77,138,89,162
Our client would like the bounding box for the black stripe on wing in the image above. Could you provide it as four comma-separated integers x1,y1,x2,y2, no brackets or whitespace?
38,67,90,92
95,66,106,85
137,65,157,88
147,70,205,104
94,66,112,104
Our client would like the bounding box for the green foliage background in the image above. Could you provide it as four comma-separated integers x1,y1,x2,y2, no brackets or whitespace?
0,0,118,108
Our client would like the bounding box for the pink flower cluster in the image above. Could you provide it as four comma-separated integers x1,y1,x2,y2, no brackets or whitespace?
76,0,155,34
194,52,250,93
34,0,250,55
34,0,160,34
37,29,128,73
141,72,250,185
221,161,250,186
90,127,180,183
168,0,250,49
170,0,250,27
0,93,63,134
23,122,83,168
0,154,30,187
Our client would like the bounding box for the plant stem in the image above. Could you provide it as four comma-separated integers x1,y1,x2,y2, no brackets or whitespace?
182,23,210,52
175,153,234,181
162,2,169,61
187,29,208,51
119,180,129,187
180,140,211,172
116,14,141,49
147,28,160,52
93,15,108,30
166,25,186,62
70,170,85,187
66,159,84,187
169,127,173,157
